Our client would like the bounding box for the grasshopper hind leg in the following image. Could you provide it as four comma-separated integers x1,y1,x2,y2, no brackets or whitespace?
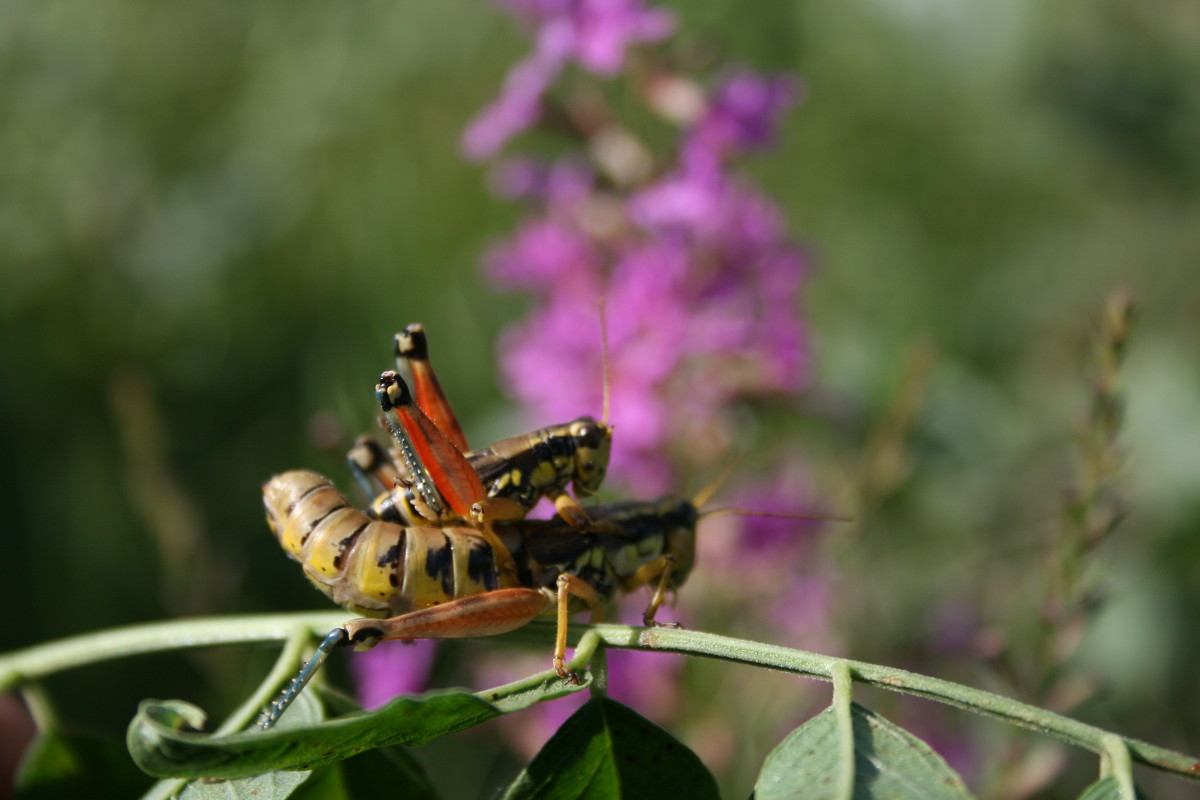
260,627,348,730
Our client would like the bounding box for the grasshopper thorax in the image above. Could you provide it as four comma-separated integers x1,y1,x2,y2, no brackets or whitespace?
658,497,700,589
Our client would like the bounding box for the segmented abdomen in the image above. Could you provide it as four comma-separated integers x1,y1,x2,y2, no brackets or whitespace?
263,470,511,618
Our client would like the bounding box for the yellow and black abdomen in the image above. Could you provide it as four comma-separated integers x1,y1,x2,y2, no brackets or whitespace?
264,470,515,618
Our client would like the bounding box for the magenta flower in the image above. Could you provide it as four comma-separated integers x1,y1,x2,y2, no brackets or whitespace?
361,0,828,742
351,639,438,710
683,70,801,166
496,0,674,75
462,47,563,160
463,0,674,159
489,154,809,491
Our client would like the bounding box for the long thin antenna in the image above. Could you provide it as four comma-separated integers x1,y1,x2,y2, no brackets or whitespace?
690,453,745,510
598,298,611,427
699,507,854,523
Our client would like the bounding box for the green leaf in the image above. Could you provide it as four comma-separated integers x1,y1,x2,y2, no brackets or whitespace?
754,702,975,800
336,744,440,800
128,672,589,781
1075,776,1148,800
176,767,317,800
502,696,719,800
308,685,440,798
14,730,149,799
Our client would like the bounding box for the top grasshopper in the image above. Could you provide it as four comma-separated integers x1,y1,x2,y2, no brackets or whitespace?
348,323,613,533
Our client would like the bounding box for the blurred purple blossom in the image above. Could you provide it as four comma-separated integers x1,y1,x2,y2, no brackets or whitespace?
495,0,674,75
360,0,825,744
473,646,684,760
351,639,437,710
683,71,802,167
463,0,674,159
487,146,808,491
462,49,562,161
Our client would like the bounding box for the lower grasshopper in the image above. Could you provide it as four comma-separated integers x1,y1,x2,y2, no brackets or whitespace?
260,469,701,728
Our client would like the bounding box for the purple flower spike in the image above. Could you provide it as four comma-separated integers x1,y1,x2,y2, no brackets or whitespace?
466,0,674,159
484,217,602,295
497,0,674,75
564,0,675,75
685,71,800,165
463,48,563,160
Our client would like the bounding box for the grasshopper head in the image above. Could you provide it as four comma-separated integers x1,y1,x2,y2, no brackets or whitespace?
567,416,612,496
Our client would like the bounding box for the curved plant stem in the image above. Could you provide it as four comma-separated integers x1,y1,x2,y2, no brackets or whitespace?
1101,734,1136,800
0,612,349,692
830,662,856,800
1,613,1197,784
539,622,1200,783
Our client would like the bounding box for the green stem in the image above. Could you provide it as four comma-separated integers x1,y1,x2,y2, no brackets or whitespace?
1101,734,1136,800
2,613,1197,784
830,662,855,800
542,622,1200,783
0,612,349,692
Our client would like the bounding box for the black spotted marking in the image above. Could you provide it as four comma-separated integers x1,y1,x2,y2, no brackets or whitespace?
372,492,406,523
466,540,499,591
388,528,407,587
376,528,406,569
333,522,368,571
300,501,349,547
424,532,455,597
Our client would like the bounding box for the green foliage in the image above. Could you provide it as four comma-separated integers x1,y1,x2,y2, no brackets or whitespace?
502,697,719,800
754,703,973,800
4,620,1197,798
14,730,148,799
129,678,589,780
3,0,1200,798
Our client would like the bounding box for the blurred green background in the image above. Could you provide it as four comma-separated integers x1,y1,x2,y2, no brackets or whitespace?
2,1,1199,797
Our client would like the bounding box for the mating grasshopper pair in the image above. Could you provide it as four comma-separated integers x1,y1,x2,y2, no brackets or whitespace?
261,324,702,728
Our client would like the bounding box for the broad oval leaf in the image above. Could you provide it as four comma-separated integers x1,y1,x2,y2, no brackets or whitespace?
503,696,719,800
754,702,975,800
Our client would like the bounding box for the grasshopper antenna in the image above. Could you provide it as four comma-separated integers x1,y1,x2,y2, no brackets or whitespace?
691,454,853,523
690,453,745,510
598,298,612,429
699,507,854,524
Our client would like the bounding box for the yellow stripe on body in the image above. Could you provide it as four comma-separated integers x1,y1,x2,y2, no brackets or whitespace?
277,484,347,558
302,507,365,582
336,521,403,616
